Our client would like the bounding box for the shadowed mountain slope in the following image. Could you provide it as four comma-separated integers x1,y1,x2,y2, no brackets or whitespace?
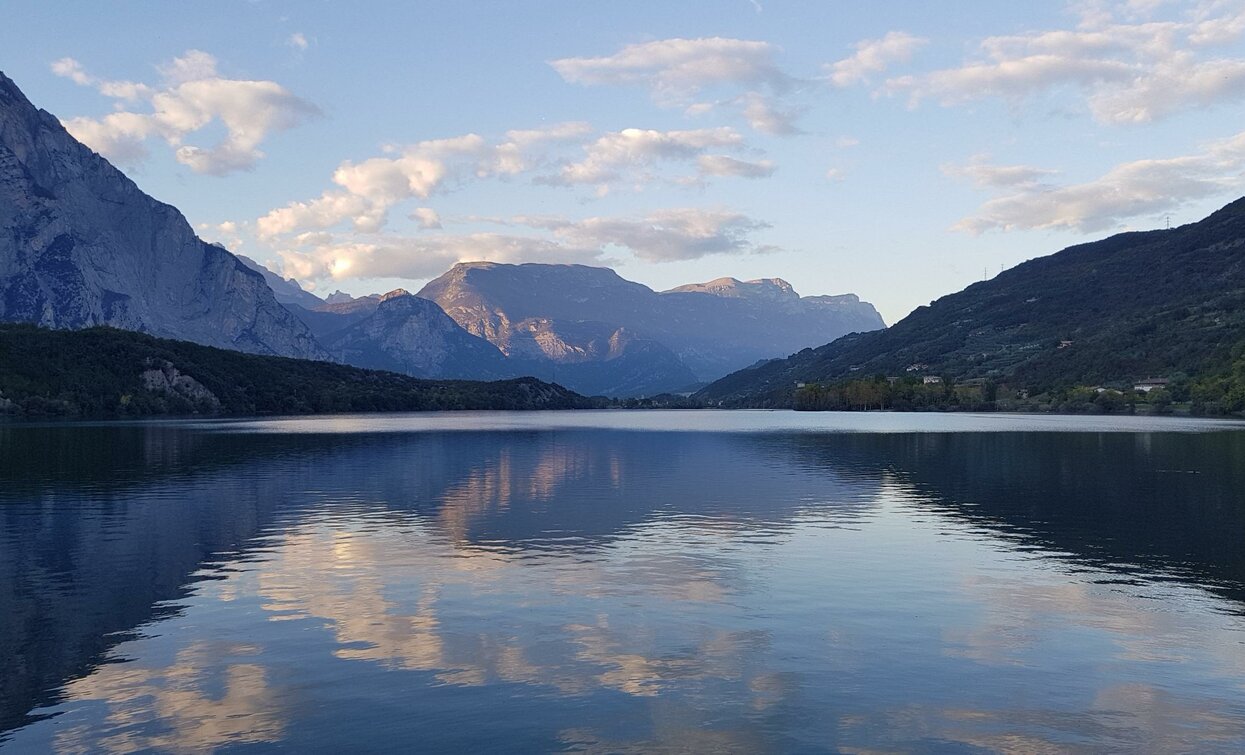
699,197,1245,406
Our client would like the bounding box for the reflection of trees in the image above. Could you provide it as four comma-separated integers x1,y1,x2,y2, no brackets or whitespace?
765,431,1245,603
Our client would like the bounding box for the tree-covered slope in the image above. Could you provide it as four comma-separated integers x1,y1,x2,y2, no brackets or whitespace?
699,196,1245,407
0,325,600,418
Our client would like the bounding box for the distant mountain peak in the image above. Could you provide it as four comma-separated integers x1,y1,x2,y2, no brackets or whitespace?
667,277,798,300
417,260,883,394
380,288,413,302
323,290,357,304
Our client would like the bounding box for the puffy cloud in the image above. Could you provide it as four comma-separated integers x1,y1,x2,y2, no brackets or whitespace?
488,122,593,175
826,31,927,87
276,231,602,283
737,91,803,135
941,156,1059,188
195,220,244,250
50,57,91,85
949,131,1245,233
59,111,157,164
507,208,773,262
258,125,618,237
52,50,318,174
287,32,310,51
158,49,219,84
550,37,804,135
411,207,443,230
276,208,773,283
550,37,789,102
541,127,746,187
1089,53,1245,123
257,192,387,237
258,122,773,242
887,3,1245,123
258,136,487,237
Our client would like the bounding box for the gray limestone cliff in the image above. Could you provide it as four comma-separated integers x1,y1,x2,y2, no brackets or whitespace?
322,291,512,379
0,72,328,360
418,262,885,385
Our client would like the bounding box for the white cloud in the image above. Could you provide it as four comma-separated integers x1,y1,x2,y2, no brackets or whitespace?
541,127,747,187
737,91,803,135
826,31,927,87
287,32,310,51
942,156,1059,188
488,121,593,175
834,136,860,148
509,208,774,262
949,131,1245,233
887,3,1245,123
52,50,318,175
157,49,219,84
550,37,789,102
276,207,774,284
258,122,773,242
196,220,244,249
276,231,601,283
258,125,617,238
50,57,92,85
696,154,775,178
411,207,442,229
550,37,805,135
257,191,387,238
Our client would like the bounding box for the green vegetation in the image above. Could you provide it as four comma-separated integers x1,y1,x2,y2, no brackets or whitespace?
791,374,1230,415
700,196,1245,413
0,325,603,419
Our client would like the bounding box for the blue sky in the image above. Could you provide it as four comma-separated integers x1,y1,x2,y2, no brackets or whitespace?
4,0,1245,323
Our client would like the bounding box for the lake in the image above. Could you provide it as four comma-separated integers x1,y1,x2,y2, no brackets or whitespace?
3,410,1245,752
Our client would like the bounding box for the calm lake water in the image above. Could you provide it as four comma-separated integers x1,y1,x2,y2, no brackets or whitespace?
3,410,1245,752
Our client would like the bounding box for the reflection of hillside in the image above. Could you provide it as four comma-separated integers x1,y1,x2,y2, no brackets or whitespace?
766,431,1245,603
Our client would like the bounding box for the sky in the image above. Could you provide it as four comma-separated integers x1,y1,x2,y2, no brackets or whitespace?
4,0,1245,324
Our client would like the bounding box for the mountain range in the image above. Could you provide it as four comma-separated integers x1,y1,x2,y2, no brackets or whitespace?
0,71,883,398
699,196,1245,409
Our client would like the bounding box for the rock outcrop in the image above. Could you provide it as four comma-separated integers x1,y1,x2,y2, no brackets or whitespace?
0,72,328,360
322,291,512,379
418,261,884,389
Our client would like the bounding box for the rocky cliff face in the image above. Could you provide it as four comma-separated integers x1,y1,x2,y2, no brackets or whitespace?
322,291,511,379
236,254,324,310
418,262,884,385
0,72,328,360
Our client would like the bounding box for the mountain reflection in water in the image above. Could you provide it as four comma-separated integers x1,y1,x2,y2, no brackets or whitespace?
2,412,1244,752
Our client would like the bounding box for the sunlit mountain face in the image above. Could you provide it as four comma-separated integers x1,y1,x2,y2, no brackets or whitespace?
3,414,1245,751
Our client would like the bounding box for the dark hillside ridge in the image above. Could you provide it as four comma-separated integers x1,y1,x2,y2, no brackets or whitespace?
0,324,599,418
700,197,1245,407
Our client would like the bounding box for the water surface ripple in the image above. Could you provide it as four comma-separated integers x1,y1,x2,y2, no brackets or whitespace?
2,411,1244,752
